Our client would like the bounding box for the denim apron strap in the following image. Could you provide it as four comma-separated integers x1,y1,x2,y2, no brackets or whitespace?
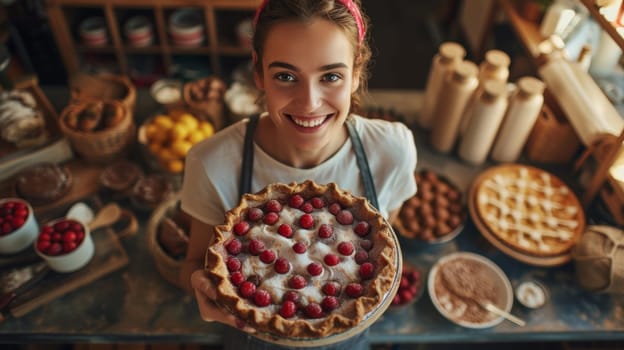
346,117,379,210
239,115,379,210
239,114,260,200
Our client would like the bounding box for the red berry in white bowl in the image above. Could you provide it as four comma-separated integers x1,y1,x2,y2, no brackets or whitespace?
34,216,95,273
0,200,30,236
390,264,424,308
0,198,39,254
36,219,85,256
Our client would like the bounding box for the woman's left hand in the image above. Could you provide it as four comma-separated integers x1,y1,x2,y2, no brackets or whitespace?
191,269,257,333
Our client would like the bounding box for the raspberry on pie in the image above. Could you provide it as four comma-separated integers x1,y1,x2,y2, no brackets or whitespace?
205,181,399,339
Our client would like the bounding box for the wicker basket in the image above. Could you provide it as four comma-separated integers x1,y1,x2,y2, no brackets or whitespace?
525,103,581,164
59,100,136,162
183,75,228,130
146,193,184,288
69,73,136,115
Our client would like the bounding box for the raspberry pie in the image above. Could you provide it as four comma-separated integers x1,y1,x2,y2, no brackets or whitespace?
205,180,400,340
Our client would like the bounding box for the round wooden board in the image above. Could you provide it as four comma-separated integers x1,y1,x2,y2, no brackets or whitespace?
252,228,403,347
468,166,574,267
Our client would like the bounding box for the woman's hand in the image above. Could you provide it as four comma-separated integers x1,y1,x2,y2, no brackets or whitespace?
190,269,256,333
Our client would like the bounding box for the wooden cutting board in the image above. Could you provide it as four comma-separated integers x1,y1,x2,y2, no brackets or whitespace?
0,159,106,214
0,162,130,319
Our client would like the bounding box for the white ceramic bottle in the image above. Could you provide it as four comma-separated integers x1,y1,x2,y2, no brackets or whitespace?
419,42,466,129
458,80,509,164
459,49,510,134
490,76,545,162
479,49,511,85
430,60,479,153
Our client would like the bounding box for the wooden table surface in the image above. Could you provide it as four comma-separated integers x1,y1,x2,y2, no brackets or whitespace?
0,89,623,345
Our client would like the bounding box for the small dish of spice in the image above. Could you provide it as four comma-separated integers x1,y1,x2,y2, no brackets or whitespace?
515,280,548,309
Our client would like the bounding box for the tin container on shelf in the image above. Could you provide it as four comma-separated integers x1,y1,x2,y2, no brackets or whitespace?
79,17,108,47
124,16,154,47
169,8,205,47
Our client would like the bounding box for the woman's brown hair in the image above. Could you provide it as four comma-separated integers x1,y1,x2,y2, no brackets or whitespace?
253,0,372,113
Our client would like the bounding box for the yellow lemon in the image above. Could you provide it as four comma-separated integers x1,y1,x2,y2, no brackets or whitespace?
146,125,168,144
171,140,193,157
148,141,162,155
170,123,190,140
157,147,178,161
165,159,185,173
179,113,199,128
168,109,186,121
200,121,215,137
144,123,158,137
188,129,205,144
153,115,174,129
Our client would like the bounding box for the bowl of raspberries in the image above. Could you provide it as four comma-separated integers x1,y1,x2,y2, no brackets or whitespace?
388,262,425,311
0,197,39,254
34,217,94,273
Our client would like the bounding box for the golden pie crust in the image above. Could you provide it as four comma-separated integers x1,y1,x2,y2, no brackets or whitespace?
205,180,398,339
473,164,585,257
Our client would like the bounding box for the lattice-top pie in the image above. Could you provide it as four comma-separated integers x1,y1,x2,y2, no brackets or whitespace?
205,180,399,339
473,164,585,257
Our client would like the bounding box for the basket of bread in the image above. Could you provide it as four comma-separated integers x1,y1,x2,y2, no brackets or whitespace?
59,100,135,162
182,75,227,130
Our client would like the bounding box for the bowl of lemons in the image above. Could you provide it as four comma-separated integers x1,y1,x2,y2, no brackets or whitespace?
138,109,215,174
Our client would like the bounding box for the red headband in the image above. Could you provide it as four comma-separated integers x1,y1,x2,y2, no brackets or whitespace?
253,0,366,44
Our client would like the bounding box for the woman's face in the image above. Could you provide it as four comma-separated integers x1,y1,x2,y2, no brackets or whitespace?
255,18,359,151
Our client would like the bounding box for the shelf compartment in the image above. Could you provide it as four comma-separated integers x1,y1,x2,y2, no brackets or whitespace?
213,8,254,50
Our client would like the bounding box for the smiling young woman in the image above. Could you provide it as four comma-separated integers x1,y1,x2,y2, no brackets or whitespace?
180,1,417,349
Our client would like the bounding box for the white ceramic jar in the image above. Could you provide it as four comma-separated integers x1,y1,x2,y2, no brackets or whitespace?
34,217,94,273
490,77,545,163
459,49,511,135
419,42,466,129
430,60,479,153
458,80,509,164
0,197,39,254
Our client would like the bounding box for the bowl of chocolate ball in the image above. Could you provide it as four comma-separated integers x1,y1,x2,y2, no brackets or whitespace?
394,169,466,244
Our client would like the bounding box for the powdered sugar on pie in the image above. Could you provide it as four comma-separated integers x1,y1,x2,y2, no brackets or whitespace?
205,180,398,339
474,165,585,257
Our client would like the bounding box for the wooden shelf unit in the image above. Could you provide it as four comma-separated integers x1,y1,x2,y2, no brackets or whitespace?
45,0,261,80
499,0,624,223
498,0,545,61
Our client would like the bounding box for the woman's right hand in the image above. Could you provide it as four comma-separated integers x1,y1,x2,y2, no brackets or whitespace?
190,269,256,333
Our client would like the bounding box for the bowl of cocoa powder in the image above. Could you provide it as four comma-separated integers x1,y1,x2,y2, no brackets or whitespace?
428,252,513,328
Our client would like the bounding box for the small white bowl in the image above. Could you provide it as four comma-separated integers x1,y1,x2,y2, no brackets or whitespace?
150,79,183,106
0,197,39,254
515,280,549,309
428,252,513,329
34,218,94,273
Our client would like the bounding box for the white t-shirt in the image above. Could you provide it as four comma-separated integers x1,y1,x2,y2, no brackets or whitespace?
180,114,417,225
